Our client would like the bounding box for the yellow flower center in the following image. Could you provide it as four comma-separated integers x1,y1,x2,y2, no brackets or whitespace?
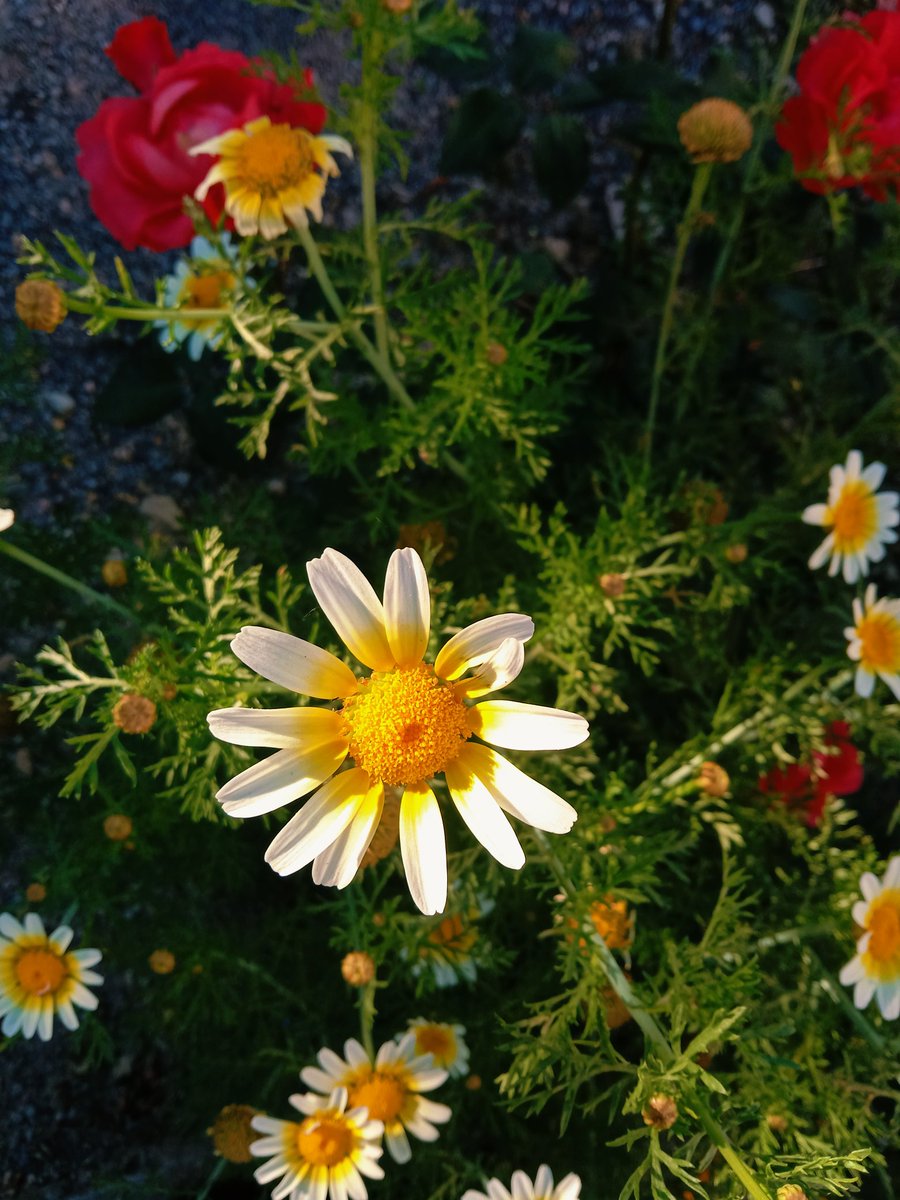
589,896,632,951
862,889,900,981
413,1024,455,1063
826,479,877,553
180,269,235,312
340,664,472,787
347,1071,407,1123
425,912,478,958
297,1114,355,1167
15,948,66,996
236,124,315,197
856,610,900,675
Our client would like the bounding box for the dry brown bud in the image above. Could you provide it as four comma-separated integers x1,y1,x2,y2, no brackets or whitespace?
601,983,632,1030
341,951,376,986
101,558,128,588
599,572,626,598
112,693,157,735
766,1113,789,1133
678,99,753,164
698,761,730,798
104,813,133,841
464,1074,482,1090
208,1104,262,1163
725,543,748,564
485,341,509,366
25,882,47,903
15,280,67,332
149,948,176,975
643,1094,678,1130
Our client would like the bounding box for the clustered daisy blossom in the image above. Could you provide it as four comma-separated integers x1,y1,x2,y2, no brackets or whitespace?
251,1086,384,1200
209,547,588,915
301,1034,451,1164
844,584,900,701
839,857,900,1020
191,115,352,238
0,912,102,1040
462,1164,582,1200
802,450,898,583
404,1018,469,1078
156,234,243,360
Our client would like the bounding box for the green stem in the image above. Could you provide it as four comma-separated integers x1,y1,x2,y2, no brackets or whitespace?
694,1097,773,1200
359,979,377,1060
644,162,712,470
0,539,134,621
359,29,390,361
195,1157,227,1200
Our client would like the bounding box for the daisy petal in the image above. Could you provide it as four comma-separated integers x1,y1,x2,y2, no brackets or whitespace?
307,549,394,671
454,637,525,700
459,743,577,833
400,784,448,916
383,548,431,668
231,626,358,699
208,705,344,749
311,781,384,889
217,742,348,818
435,614,534,681
445,759,525,869
264,768,370,875
470,700,589,750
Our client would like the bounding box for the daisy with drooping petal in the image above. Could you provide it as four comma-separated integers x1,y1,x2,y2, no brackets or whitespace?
844,583,900,700
250,1085,384,1200
156,234,243,360
405,1018,469,1078
839,857,900,1020
301,1034,451,1164
462,1164,582,1200
191,116,352,239
802,449,898,583
208,547,588,915
0,912,103,1041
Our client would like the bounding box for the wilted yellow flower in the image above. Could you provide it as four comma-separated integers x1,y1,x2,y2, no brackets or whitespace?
678,99,753,164
101,558,128,588
25,882,47,903
15,280,67,332
112,694,157,735
341,951,376,986
149,949,176,975
209,1104,262,1163
589,895,632,951
103,813,133,842
642,1094,678,1129
698,761,730,798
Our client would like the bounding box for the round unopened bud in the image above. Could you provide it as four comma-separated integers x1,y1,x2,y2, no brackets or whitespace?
16,280,67,332
698,761,730,798
642,1094,679,1130
341,951,376,986
104,813,133,841
678,99,753,164
465,1073,482,1090
382,0,412,11
112,693,157,734
777,1187,808,1200
149,948,176,975
485,341,508,366
25,882,47,903
101,558,128,587
599,572,626,598
208,1104,262,1163
725,543,748,564
766,1113,788,1133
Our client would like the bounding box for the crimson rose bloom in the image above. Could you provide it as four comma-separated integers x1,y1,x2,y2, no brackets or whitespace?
758,721,863,828
776,11,900,200
76,17,326,251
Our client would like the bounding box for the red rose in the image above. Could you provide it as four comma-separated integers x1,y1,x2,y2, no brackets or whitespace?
76,17,326,251
758,721,863,828
776,12,900,200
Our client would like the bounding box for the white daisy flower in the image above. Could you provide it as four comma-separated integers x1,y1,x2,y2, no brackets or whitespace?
409,897,494,988
839,857,900,1020
300,1034,451,1164
250,1085,383,1200
156,234,243,361
0,509,14,533
208,547,588,916
844,583,900,700
462,1164,582,1200
404,1019,469,1078
0,912,103,1041
802,449,898,584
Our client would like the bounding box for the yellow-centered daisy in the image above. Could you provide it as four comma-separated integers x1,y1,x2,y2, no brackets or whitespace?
844,583,900,700
0,912,102,1041
250,1086,383,1200
462,1165,582,1200
405,1018,469,1077
802,449,898,584
208,547,587,915
839,857,900,1021
191,116,352,239
301,1034,451,1164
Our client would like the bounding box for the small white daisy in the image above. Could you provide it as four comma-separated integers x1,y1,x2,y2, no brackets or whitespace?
404,1019,469,1078
839,857,900,1020
301,1034,451,1164
410,896,494,989
844,583,900,700
156,234,243,361
462,1165,582,1200
250,1086,383,1200
0,912,103,1041
0,509,13,533
802,449,898,584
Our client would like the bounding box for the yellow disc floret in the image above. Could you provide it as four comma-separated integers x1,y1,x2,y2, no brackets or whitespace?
862,890,900,981
15,948,67,996
340,664,472,787
297,1114,355,1167
856,610,900,675
828,480,878,553
346,1070,408,1123
413,1024,455,1061
237,123,316,196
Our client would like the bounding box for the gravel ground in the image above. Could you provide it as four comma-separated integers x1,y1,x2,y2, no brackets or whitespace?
0,1,774,1195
